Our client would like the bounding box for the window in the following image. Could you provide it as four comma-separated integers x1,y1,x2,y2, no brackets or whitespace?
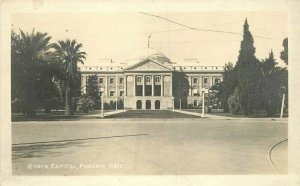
110,78,114,84
109,90,115,97
193,89,198,96
120,90,124,96
137,76,142,83
155,76,160,83
119,78,124,84
204,78,208,84
146,76,151,83
99,78,104,84
214,78,220,84
194,100,198,107
193,78,198,84
100,91,104,96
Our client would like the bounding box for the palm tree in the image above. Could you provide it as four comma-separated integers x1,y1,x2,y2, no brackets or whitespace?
11,29,54,116
53,39,86,115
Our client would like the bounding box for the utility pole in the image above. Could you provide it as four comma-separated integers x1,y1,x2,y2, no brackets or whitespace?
101,95,104,118
201,88,206,117
280,94,285,118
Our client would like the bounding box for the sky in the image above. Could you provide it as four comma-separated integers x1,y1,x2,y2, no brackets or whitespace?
12,12,288,67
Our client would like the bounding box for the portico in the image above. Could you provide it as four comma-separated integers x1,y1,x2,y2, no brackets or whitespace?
123,58,174,110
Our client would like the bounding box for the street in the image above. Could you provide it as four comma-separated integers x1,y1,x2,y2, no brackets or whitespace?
12,111,287,175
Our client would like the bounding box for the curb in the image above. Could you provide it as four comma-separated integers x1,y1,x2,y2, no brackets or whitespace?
268,138,288,173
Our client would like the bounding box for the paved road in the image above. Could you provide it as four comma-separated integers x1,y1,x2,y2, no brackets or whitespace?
12,117,287,175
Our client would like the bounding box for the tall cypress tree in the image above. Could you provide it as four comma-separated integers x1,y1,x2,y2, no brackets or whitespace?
235,18,261,116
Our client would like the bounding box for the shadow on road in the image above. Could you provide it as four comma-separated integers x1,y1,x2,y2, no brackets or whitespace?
12,134,149,160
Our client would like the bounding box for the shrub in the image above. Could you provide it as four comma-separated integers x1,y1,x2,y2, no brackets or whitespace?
77,95,95,113
227,88,241,115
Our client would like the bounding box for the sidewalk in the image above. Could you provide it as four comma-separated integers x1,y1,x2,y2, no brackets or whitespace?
173,110,288,121
174,110,233,119
81,109,127,118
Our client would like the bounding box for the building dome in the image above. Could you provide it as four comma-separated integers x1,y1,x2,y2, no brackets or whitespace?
126,47,171,67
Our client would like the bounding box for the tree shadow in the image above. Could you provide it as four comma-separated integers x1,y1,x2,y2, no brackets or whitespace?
12,134,149,160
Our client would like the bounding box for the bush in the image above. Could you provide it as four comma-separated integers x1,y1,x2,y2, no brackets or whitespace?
77,95,95,113
227,88,241,115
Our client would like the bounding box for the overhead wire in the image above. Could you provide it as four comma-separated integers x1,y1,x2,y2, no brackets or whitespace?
139,12,272,39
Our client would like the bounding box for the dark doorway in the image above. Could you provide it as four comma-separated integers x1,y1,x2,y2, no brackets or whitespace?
146,100,151,109
136,100,142,109
155,100,160,109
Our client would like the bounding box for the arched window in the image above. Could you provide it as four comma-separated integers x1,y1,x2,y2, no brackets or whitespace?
193,100,198,107
146,100,151,109
155,100,160,109
136,100,142,109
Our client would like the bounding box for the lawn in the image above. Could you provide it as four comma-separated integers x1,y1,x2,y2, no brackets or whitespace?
11,110,114,122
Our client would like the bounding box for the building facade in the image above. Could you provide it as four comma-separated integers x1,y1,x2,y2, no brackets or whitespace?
80,48,224,110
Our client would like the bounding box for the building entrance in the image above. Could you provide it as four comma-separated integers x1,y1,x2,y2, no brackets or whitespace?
146,100,151,109
136,100,142,109
155,100,160,109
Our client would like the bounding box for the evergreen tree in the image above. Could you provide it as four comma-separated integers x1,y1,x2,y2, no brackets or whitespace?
220,62,237,112
280,38,288,65
86,75,101,109
235,19,261,116
260,50,282,116
11,29,60,116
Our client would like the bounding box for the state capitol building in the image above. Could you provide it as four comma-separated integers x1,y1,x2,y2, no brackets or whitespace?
80,48,224,110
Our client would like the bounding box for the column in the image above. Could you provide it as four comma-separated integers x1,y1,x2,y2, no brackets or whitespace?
161,75,164,96
142,76,145,96
124,75,127,96
106,76,109,96
199,76,202,96
170,75,173,96
115,74,118,97
210,76,213,87
189,76,192,96
115,74,118,110
152,75,154,96
133,75,136,96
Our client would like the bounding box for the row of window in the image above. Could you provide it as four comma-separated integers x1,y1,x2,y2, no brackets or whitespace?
192,77,220,84
98,76,162,84
106,90,124,97
136,76,161,83
97,77,220,84
99,77,124,84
